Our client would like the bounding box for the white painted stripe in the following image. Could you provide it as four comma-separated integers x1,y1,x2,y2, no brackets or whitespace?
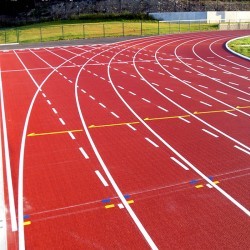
158,72,165,75
93,73,98,77
200,101,212,107
228,82,239,86
69,80,73,83
99,103,106,108
198,85,208,89
157,106,168,112
127,124,136,131
224,111,237,117
59,118,65,125
100,77,106,80
183,80,191,83
209,68,217,71
173,67,180,70
79,147,89,159
181,94,191,99
130,74,136,78
111,112,119,118
52,108,58,114
118,86,124,90
185,70,192,73
0,71,17,232
202,129,219,138
197,65,204,68
68,131,75,140
234,145,250,155
59,72,62,75
179,117,190,123
145,138,159,148
170,157,189,170
142,98,151,103
148,69,154,72
216,90,227,95
47,100,51,105
63,76,67,79
237,97,250,103
95,170,109,187
232,67,240,70
42,93,46,98
129,91,136,96
81,89,86,94
165,87,174,92
89,95,95,100
151,82,159,86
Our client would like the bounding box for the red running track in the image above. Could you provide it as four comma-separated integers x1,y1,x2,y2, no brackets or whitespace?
0,30,250,249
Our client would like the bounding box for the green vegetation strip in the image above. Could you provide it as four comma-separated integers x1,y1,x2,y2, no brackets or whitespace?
0,20,217,44
228,36,250,58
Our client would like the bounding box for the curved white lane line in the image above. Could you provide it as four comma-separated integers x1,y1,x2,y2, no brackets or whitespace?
13,44,107,250
107,36,250,217
74,37,163,250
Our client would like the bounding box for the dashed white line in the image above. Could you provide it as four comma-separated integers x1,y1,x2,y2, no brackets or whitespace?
179,117,190,123
129,91,136,96
111,112,119,118
197,65,204,68
89,95,95,100
79,147,89,159
181,94,191,99
198,85,208,89
234,145,250,155
46,100,51,105
228,82,239,86
100,77,106,80
237,97,250,103
165,87,174,92
224,111,237,117
202,129,219,138
200,101,212,107
68,80,73,83
158,72,165,75
81,89,86,94
68,131,75,140
127,124,137,131
130,74,136,78
216,90,227,95
63,76,67,80
151,82,159,86
42,93,46,98
145,137,159,148
142,98,151,103
99,103,106,108
59,118,65,125
52,108,58,114
185,70,192,73
157,106,168,112
170,157,189,170
95,170,109,187
209,68,217,71
118,86,124,90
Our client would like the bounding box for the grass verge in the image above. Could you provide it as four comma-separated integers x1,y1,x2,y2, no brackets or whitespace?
228,36,250,58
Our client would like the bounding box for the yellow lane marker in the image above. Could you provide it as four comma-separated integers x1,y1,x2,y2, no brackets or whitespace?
195,184,204,189
105,204,115,209
213,181,220,185
23,221,31,226
127,200,134,204
27,106,250,136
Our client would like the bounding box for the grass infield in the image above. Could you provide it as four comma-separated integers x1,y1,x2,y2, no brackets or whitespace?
228,36,250,58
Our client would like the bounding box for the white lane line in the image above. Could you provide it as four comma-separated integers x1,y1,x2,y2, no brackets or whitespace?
81,89,86,94
95,170,109,187
158,72,165,75
232,67,240,70
59,72,62,76
200,101,212,107
42,93,46,98
63,76,67,80
170,157,189,170
89,95,95,100
202,129,219,138
68,80,73,83
209,68,217,71
79,147,89,159
151,82,159,86
130,74,136,78
145,138,159,148
165,87,174,92
59,118,65,125
100,77,106,80
127,124,136,131
197,65,204,68
129,91,136,96
234,145,250,155
52,108,58,114
216,90,227,95
228,82,239,86
118,86,124,90
181,94,191,99
224,111,237,117
121,71,127,74
183,80,191,83
185,70,192,73
179,117,190,123
148,69,154,72
157,106,168,112
198,85,208,89
142,98,151,103
99,103,106,108
46,100,51,105
173,67,180,70
237,97,250,103
0,71,17,232
68,131,75,140
111,112,119,118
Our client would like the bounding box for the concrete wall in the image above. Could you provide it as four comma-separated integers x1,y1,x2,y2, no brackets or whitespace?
149,11,250,23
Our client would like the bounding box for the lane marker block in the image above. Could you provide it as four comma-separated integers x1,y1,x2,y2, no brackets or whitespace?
23,215,30,219
101,198,111,203
105,204,115,209
190,180,198,185
23,221,31,226
195,184,204,189
127,200,134,204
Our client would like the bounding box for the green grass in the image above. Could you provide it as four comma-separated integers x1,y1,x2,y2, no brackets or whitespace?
228,37,250,58
0,20,218,44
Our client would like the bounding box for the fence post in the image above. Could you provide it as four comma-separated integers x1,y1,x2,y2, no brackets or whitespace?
141,20,143,36
103,24,105,38
82,24,85,39
40,27,42,42
16,28,18,43
158,21,160,35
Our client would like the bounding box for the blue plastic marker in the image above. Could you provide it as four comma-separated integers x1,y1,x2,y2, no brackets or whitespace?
124,194,130,199
208,176,214,181
101,198,111,203
23,215,30,219
190,180,198,184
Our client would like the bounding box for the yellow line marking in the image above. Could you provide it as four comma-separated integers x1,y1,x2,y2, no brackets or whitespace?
213,181,220,185
23,221,31,226
27,106,250,136
127,200,134,204
105,204,115,209
195,184,204,189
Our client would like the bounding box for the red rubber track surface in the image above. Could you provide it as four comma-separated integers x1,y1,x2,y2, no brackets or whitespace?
1,30,250,249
